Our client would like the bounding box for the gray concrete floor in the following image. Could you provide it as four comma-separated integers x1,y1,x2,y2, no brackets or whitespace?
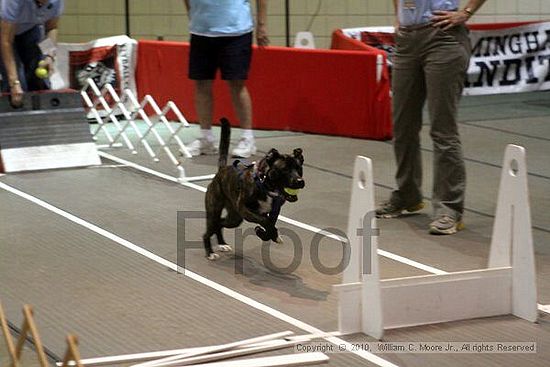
1,90,549,367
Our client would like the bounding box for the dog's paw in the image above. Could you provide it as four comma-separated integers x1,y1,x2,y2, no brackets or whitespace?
216,244,232,252
207,253,220,261
269,228,280,242
255,226,270,241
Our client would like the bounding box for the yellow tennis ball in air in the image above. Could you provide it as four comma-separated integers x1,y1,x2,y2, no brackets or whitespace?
35,67,49,79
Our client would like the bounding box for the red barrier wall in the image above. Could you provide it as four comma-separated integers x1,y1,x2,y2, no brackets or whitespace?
331,29,373,51
136,41,392,140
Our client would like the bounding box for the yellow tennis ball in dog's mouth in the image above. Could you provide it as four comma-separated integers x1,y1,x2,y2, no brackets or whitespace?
35,67,49,79
284,188,299,196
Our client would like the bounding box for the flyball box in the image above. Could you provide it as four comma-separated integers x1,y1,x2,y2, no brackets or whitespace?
0,90,100,173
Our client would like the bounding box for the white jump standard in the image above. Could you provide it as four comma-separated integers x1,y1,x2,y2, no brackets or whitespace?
336,144,538,339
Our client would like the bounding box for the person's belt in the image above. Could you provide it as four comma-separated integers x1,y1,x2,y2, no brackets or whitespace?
398,23,433,32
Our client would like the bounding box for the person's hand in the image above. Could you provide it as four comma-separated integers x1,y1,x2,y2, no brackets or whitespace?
256,24,269,47
9,82,23,108
40,55,55,74
431,10,470,30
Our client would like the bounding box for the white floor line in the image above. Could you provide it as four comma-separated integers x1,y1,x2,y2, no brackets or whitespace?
96,152,550,315
87,164,128,169
0,181,399,367
182,174,216,182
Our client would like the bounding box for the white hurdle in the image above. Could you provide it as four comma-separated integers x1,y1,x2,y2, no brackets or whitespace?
335,144,538,339
81,78,194,179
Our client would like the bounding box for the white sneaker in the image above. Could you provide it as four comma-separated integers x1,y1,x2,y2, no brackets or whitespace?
186,138,218,157
232,138,257,158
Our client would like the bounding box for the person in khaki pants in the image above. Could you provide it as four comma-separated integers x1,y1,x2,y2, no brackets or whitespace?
376,0,487,235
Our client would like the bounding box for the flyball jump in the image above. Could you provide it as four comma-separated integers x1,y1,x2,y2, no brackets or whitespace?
336,145,538,339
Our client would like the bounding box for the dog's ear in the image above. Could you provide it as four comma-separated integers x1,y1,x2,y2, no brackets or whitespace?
266,148,280,166
293,148,304,165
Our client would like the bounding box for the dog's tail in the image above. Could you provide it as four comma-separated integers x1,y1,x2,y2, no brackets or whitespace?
218,117,231,168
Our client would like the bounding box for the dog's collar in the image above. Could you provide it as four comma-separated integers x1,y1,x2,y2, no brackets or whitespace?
232,159,285,220
253,161,266,182
249,165,285,220
255,174,284,199
255,170,285,200
233,159,285,200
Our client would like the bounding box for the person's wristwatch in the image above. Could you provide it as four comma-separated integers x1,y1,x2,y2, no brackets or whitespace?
9,79,21,88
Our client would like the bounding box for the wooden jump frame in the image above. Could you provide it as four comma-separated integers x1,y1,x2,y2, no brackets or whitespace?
0,303,83,367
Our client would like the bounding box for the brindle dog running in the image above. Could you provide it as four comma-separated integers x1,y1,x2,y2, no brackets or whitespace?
203,118,305,260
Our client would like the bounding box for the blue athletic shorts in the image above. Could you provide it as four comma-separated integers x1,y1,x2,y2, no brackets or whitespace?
188,32,252,80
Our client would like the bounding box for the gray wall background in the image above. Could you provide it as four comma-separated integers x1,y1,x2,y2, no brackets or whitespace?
60,0,549,48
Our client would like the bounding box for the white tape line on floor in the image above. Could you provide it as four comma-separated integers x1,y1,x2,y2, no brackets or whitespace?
0,180,399,367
